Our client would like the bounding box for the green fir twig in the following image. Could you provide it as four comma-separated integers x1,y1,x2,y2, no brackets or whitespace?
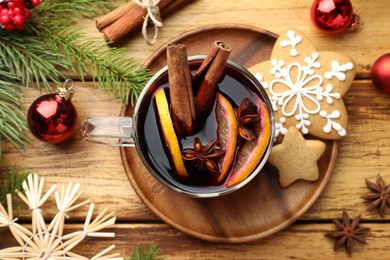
35,0,113,21
131,243,163,260
0,33,68,91
36,26,151,104
0,62,29,156
0,0,152,156
0,164,30,206
30,0,152,104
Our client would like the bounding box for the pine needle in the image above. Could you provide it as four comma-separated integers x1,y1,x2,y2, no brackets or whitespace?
0,164,30,206
35,0,113,20
0,62,29,155
0,33,68,91
131,243,163,260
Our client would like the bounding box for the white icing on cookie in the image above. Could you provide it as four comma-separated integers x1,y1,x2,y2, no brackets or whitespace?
255,72,269,89
320,110,346,136
325,61,354,81
274,117,287,139
254,29,353,139
266,52,343,136
279,30,302,57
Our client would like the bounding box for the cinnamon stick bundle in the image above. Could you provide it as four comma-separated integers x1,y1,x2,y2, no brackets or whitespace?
193,41,232,117
167,44,196,136
98,0,193,43
96,2,134,30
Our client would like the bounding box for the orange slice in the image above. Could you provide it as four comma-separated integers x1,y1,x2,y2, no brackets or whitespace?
226,100,271,187
155,88,188,179
216,92,238,182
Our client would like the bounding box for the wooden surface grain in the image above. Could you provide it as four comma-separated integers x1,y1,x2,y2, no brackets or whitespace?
1,0,390,258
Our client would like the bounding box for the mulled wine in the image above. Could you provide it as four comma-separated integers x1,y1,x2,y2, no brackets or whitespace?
134,57,274,196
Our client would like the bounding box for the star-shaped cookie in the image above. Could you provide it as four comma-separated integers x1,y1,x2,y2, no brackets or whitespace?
249,29,356,140
268,127,326,187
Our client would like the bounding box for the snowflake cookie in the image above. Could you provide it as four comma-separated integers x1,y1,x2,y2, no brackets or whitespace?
248,29,356,140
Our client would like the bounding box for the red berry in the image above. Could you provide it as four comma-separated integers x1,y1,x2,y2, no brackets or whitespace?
13,14,24,26
31,0,40,7
7,1,16,9
25,9,31,18
13,7,24,15
1,9,9,14
8,9,15,17
0,13,11,25
15,1,25,8
4,23,15,31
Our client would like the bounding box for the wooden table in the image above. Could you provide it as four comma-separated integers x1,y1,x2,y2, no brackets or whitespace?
1,0,390,258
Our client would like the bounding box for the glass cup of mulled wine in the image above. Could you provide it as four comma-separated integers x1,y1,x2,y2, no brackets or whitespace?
80,55,275,198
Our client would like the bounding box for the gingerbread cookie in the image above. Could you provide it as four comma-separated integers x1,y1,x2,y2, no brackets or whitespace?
268,127,326,187
249,29,355,140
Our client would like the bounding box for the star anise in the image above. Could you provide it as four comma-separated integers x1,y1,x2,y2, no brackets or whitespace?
324,210,370,256
237,98,260,141
181,137,224,175
361,174,390,217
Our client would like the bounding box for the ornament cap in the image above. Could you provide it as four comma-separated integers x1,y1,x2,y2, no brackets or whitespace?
56,79,75,100
348,14,363,31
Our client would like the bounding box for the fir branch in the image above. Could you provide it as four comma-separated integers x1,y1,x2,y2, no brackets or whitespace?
35,25,152,104
0,164,30,206
131,243,163,260
35,0,113,20
30,1,152,105
0,0,150,156
0,63,29,156
0,33,69,91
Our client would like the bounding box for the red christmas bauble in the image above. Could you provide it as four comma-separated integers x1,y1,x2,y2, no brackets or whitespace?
28,90,77,144
371,53,390,95
310,0,354,34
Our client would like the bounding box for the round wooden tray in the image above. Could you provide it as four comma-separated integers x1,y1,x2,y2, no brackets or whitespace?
120,24,338,243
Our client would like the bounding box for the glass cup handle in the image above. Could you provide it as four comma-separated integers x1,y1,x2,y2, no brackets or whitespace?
80,117,135,147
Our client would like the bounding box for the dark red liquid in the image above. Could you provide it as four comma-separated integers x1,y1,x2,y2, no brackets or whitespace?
135,61,268,194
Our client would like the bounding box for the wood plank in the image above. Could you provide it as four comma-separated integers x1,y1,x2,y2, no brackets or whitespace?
77,0,390,78
0,222,387,259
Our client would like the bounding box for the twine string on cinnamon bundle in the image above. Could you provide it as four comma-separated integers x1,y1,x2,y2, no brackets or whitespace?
96,0,193,44
133,0,163,45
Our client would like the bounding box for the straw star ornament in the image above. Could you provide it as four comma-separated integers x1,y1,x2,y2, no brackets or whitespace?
0,174,123,260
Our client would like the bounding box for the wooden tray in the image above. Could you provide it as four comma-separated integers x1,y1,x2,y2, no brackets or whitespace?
120,24,338,243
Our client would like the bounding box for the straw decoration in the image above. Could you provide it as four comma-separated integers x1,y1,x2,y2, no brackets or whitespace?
0,173,123,259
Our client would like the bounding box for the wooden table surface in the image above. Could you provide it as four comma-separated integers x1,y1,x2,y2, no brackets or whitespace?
1,0,390,259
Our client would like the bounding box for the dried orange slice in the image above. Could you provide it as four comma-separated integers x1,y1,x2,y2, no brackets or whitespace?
216,92,238,182
226,100,271,187
155,88,188,179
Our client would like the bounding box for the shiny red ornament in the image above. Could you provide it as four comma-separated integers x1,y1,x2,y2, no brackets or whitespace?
28,81,77,144
371,53,390,95
310,0,354,34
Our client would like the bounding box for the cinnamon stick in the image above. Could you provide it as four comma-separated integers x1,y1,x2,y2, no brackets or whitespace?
193,41,232,118
167,44,196,136
102,0,193,43
96,2,134,31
